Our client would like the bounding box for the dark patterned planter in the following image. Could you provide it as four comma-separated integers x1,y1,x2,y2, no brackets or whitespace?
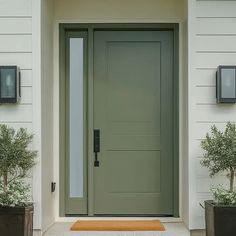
0,205,33,236
205,200,236,236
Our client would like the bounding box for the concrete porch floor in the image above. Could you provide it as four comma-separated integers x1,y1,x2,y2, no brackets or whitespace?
34,222,191,236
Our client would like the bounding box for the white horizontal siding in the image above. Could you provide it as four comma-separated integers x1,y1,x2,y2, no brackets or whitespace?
20,87,32,104
196,52,236,68
195,87,216,104
196,35,236,52
0,53,32,69
21,70,32,86
195,105,236,122
0,3,33,139
0,18,31,34
0,0,31,17
189,1,236,229
194,69,216,86
0,35,32,52
0,0,33,125
196,1,236,18
0,105,32,122
196,18,236,35
0,0,41,229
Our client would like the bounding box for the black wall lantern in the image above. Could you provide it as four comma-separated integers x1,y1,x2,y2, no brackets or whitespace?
216,65,236,103
0,66,21,103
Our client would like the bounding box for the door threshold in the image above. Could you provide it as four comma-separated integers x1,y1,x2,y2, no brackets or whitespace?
56,216,183,223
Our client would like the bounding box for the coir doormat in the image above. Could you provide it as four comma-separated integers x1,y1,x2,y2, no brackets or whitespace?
70,220,165,231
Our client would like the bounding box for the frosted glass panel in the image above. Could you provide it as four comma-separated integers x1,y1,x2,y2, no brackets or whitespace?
1,69,15,98
221,69,235,98
69,38,84,198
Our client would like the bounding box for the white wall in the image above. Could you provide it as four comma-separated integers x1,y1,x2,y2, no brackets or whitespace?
188,0,236,229
0,0,42,229
53,0,188,222
41,0,55,232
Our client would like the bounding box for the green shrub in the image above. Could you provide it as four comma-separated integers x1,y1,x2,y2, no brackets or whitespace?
0,125,37,207
211,186,236,205
201,122,236,205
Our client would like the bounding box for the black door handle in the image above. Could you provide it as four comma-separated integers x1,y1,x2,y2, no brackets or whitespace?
94,129,100,167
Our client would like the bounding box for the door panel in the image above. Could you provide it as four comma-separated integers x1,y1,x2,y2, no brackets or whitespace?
94,31,174,215
107,151,161,193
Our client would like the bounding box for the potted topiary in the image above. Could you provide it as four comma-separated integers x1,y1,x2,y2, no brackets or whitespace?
201,122,236,236
0,124,37,236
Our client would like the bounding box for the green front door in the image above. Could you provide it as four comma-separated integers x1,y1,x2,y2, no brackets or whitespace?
94,30,174,215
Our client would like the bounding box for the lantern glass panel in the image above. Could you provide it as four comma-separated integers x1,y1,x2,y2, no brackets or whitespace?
0,68,15,98
221,68,235,99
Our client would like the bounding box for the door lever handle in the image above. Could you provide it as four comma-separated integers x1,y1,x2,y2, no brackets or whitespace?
94,129,100,167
